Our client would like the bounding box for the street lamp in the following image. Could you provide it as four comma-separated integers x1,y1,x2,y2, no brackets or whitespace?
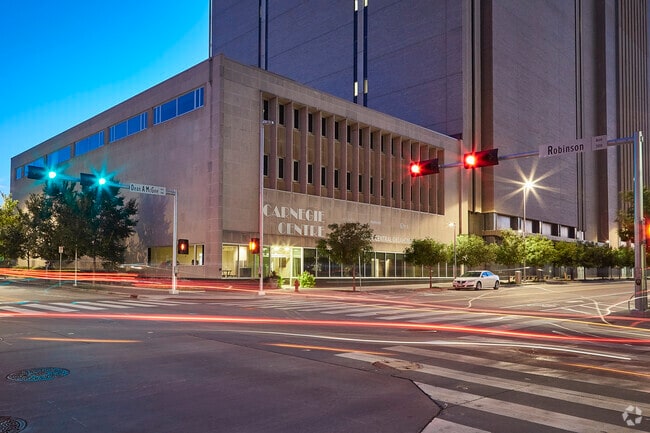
522,180,535,283
448,222,457,278
259,119,274,296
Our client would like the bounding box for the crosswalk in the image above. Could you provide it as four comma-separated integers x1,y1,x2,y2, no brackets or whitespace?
0,298,196,315
215,297,558,332
337,345,650,432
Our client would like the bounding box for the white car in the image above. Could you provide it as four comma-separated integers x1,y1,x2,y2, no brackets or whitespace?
453,270,500,290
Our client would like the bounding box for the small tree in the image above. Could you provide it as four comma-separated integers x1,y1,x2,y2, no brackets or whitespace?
316,222,374,291
456,234,494,269
525,234,556,271
495,229,524,270
0,194,27,265
404,238,448,288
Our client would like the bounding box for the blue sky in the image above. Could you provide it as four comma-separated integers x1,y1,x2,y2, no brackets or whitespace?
0,1,209,196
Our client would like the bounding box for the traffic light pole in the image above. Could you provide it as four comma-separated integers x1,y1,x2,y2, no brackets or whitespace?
632,131,648,314
169,189,179,295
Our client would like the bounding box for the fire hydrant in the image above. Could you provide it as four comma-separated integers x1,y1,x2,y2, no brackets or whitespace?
294,279,300,293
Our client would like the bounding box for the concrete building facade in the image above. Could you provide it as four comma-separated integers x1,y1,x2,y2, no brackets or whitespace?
11,56,462,280
211,0,650,245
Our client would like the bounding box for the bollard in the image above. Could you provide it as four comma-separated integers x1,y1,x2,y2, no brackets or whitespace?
294,279,300,293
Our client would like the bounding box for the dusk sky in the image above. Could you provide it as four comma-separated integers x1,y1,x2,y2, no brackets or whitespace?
0,0,209,196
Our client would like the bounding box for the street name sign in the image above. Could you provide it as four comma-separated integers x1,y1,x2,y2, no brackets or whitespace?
129,183,166,196
539,135,608,158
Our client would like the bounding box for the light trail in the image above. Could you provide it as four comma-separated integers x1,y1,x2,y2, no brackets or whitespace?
2,311,650,346
237,330,632,360
24,337,140,343
565,363,650,378
264,342,389,355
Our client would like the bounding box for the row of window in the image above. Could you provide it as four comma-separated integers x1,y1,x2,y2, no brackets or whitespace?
263,99,410,156
16,87,205,180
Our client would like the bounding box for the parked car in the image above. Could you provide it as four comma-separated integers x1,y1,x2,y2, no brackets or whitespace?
453,270,500,290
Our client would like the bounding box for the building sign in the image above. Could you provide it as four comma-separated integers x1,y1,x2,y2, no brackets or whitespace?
263,205,325,237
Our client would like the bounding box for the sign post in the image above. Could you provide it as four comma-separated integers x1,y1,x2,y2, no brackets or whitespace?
125,182,179,294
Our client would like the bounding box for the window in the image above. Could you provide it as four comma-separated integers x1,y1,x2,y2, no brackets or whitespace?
279,105,285,125
308,113,313,133
15,166,22,180
263,100,269,120
358,174,362,192
321,118,327,137
263,155,269,176
293,109,300,129
347,172,351,191
307,164,313,184
278,158,284,179
75,131,104,156
110,112,148,142
347,125,351,143
48,146,71,166
334,121,340,140
321,167,326,186
293,160,299,182
24,157,45,178
154,87,204,125
370,177,374,195
334,169,339,188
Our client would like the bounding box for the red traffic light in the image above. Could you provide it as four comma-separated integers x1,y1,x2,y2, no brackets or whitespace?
177,239,189,254
463,149,499,169
409,158,439,177
249,238,260,254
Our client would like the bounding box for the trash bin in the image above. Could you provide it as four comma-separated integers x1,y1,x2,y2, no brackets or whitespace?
514,270,522,285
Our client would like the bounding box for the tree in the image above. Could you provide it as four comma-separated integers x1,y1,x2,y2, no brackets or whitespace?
552,241,580,279
0,193,27,265
494,229,524,268
23,180,138,270
316,222,374,291
525,234,556,270
456,234,495,269
404,238,448,288
617,188,650,241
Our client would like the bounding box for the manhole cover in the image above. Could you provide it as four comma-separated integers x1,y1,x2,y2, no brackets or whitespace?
0,416,27,433
6,367,70,382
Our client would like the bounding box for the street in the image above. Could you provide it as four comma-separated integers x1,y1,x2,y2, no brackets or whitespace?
1,278,649,432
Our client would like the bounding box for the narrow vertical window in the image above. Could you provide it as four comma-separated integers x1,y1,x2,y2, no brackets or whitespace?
293,160,299,182
278,158,285,179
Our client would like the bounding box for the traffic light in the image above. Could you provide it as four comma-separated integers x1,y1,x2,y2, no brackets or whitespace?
177,239,189,254
463,149,499,169
249,237,260,254
80,173,107,187
409,158,439,177
26,166,57,180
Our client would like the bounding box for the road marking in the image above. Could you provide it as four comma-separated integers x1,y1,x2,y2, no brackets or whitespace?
422,418,490,433
22,303,77,312
0,305,40,314
75,301,133,309
416,382,640,433
62,302,107,310
338,352,650,412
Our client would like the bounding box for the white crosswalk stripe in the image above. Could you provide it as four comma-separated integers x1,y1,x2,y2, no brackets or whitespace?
0,298,197,315
338,349,650,432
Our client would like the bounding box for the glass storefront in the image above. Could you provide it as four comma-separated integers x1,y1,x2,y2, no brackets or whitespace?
220,244,456,280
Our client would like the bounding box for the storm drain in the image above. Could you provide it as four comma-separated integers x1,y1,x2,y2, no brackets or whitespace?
6,367,70,382
0,416,27,433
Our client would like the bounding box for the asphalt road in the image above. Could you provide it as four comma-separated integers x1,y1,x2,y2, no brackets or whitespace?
1,278,649,432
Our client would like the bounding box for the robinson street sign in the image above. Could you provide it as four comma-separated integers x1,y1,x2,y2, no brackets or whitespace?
539,135,608,158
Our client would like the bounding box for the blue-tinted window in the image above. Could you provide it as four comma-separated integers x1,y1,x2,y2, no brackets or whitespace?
15,166,22,180
24,158,45,177
75,131,104,156
110,112,148,142
154,87,204,125
48,146,71,166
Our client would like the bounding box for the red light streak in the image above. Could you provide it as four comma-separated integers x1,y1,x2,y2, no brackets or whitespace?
3,311,650,345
